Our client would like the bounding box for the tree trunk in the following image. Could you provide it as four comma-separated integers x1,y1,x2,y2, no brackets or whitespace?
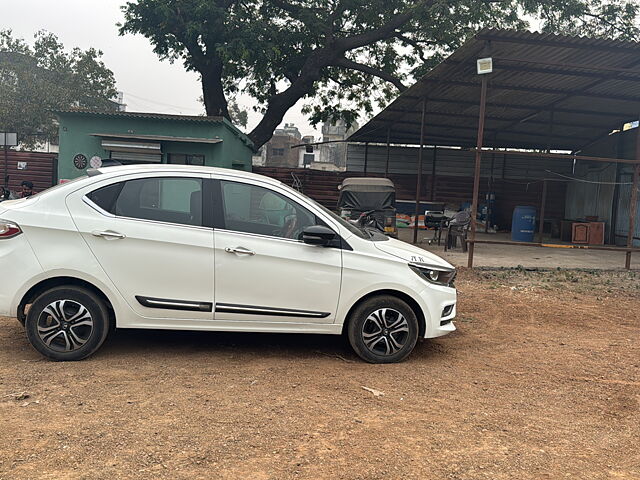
248,49,335,149
201,59,230,120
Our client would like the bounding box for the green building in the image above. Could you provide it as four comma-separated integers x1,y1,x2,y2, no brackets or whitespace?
56,110,254,180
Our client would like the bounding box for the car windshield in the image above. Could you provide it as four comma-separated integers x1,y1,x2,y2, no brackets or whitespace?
304,196,388,240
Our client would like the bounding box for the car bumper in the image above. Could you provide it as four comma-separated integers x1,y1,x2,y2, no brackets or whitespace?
0,235,43,317
418,284,457,338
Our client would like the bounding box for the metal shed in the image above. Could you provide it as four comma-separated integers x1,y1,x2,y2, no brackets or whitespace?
348,29,640,269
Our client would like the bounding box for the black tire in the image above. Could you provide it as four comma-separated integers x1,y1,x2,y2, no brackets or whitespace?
25,286,110,361
347,295,419,364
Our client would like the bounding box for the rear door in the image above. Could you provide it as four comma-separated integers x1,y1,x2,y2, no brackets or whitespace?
66,172,214,322
213,178,342,324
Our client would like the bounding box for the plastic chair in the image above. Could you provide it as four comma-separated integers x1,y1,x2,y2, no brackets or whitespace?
444,211,471,252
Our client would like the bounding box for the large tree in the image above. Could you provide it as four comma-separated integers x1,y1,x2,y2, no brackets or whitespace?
119,0,640,149
0,30,118,148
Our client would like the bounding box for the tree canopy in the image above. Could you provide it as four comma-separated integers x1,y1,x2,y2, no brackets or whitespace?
0,30,118,148
119,0,640,149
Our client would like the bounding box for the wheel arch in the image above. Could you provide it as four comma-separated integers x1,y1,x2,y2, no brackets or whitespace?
18,276,115,327
341,289,426,338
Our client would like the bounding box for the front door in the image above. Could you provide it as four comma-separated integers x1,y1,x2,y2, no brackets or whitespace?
213,180,341,324
66,173,214,322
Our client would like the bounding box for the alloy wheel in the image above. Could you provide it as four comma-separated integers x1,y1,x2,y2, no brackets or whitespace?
36,300,94,352
361,308,410,356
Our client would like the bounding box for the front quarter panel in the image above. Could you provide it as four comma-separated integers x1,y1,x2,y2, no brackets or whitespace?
336,237,457,338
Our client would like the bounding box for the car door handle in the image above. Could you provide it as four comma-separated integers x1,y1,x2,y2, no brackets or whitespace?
91,230,126,239
224,246,255,255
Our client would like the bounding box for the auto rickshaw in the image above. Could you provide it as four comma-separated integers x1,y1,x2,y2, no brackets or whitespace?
337,177,397,237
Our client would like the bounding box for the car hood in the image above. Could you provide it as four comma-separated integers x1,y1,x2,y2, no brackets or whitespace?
374,237,454,269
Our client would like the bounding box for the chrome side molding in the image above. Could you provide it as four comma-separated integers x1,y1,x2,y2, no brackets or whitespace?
215,303,330,318
136,296,213,312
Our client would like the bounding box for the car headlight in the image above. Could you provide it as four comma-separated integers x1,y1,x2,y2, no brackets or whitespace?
409,262,456,287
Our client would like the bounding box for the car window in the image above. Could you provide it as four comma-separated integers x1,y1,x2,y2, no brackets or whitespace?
220,181,319,240
87,177,203,226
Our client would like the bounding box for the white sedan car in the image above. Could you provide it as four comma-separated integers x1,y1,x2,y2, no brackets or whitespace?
0,165,456,363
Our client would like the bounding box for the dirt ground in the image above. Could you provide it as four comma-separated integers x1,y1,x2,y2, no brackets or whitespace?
1,269,639,480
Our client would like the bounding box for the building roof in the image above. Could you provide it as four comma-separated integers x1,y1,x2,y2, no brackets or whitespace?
348,29,640,152
56,109,255,149
56,109,224,124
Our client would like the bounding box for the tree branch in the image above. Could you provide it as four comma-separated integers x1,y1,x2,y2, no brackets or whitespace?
334,57,406,91
582,11,632,36
336,0,435,51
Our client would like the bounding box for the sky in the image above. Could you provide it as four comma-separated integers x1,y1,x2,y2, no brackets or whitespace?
1,0,321,137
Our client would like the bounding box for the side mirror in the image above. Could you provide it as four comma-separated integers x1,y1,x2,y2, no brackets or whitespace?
302,225,336,246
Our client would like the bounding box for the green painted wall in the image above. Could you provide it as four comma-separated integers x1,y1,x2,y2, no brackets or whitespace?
57,112,253,180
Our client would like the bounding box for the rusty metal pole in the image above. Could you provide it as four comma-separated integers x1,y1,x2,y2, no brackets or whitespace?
3,143,8,189
538,179,548,243
385,128,391,178
413,99,427,244
363,142,369,176
467,76,488,268
430,146,437,201
625,128,640,269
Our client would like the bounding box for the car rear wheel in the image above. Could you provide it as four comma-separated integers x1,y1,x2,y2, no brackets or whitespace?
25,286,110,361
347,295,419,363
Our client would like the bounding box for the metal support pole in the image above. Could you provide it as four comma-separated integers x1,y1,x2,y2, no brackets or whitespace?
625,126,640,269
413,99,427,244
363,142,369,176
3,144,8,189
385,129,391,177
430,146,437,201
467,76,488,268
538,179,548,243
486,146,495,233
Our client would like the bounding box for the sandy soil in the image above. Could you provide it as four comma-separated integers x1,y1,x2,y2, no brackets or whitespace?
1,269,638,480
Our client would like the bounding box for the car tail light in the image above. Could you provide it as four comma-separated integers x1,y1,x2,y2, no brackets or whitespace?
0,219,22,239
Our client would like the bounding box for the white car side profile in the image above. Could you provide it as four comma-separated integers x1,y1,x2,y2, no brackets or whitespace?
0,165,456,363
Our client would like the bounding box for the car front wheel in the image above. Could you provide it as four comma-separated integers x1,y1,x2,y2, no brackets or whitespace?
25,286,110,361
347,295,419,364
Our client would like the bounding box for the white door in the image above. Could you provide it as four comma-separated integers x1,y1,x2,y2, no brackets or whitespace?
214,180,342,324
66,173,214,321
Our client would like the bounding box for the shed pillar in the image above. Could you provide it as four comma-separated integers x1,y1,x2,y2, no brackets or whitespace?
413,99,427,244
538,180,548,243
363,142,369,176
467,76,488,268
385,128,391,177
430,146,437,201
625,127,640,269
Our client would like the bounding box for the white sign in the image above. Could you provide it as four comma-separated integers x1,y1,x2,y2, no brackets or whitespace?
90,156,103,168
17,162,27,170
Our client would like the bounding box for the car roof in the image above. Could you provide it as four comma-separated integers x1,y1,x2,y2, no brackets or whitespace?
91,164,282,186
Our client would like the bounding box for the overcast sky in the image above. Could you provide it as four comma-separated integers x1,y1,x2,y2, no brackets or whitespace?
3,0,321,137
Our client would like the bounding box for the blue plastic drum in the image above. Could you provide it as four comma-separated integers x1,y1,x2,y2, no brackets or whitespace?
511,206,536,242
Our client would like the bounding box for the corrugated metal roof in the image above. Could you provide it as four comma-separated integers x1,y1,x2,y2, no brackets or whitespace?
55,109,224,124
349,29,640,151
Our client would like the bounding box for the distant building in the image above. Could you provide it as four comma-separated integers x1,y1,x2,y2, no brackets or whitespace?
298,136,317,168
318,119,359,169
55,110,254,180
274,123,302,140
261,119,358,170
263,123,303,168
